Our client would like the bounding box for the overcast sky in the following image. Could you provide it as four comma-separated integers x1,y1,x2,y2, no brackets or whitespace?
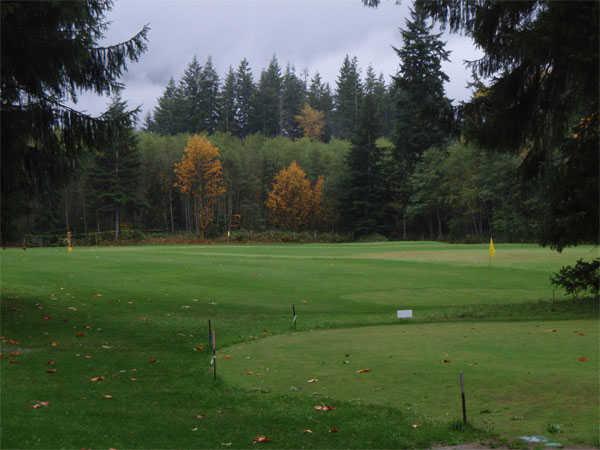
72,0,482,121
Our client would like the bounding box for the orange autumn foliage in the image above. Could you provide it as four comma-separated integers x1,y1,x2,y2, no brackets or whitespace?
294,104,325,140
174,135,226,238
265,161,324,231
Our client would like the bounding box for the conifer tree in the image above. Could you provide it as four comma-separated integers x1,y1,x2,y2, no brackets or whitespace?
390,7,453,237
253,56,282,136
89,94,141,240
280,65,306,138
179,56,204,133
343,85,385,237
233,58,255,137
219,66,236,133
151,78,186,135
333,55,363,139
199,56,220,133
1,0,148,241
393,8,453,169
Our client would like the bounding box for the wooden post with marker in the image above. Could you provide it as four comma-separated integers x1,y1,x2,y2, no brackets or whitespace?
459,372,467,425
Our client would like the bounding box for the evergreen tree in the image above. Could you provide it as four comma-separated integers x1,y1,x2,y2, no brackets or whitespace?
219,66,236,133
393,8,453,169
1,0,148,241
417,0,599,250
333,55,362,139
233,58,255,137
89,94,142,240
253,56,283,136
150,78,185,135
390,7,453,237
308,72,334,141
179,56,204,132
199,56,220,133
280,64,306,138
343,88,385,237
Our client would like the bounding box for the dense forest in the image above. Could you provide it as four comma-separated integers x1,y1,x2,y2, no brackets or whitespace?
3,2,597,249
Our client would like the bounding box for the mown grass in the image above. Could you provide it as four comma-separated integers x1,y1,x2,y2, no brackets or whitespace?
0,242,597,449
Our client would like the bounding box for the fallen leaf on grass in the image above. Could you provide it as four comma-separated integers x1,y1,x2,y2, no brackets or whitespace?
84,355,92,359
130,377,137,382
577,332,586,336
94,293,102,298
356,368,371,374
90,376,105,383
252,435,271,444
51,341,59,347
149,357,157,364
303,429,313,433
223,354,232,360
101,345,112,349
32,401,49,409
8,339,20,345
314,405,335,411
221,443,232,447
577,356,589,362
194,344,205,352
76,332,85,337
43,315,51,320
48,360,55,365
245,370,254,375
46,368,57,374
307,378,319,383
329,426,339,433
103,394,113,399
411,423,420,429
195,414,205,420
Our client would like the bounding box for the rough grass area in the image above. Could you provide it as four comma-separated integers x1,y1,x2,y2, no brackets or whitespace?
1,242,597,449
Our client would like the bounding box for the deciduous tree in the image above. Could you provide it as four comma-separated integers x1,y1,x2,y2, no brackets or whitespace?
266,161,323,231
174,135,226,239
295,104,325,140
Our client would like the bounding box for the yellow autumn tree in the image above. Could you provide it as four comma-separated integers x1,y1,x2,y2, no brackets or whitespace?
266,161,324,231
174,135,226,239
294,104,325,140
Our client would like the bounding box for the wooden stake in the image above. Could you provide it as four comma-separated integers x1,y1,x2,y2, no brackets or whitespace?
459,372,467,425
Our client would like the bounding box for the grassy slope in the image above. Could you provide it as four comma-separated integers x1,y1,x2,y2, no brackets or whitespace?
0,242,597,448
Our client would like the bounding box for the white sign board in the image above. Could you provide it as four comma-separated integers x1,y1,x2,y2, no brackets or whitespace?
396,309,413,319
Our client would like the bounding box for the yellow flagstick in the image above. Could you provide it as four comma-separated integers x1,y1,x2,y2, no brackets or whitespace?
66,231,73,253
488,236,495,266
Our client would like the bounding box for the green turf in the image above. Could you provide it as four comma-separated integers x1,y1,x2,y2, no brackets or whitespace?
1,242,597,448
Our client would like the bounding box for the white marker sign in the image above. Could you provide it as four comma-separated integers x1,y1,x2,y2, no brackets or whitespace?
396,309,413,319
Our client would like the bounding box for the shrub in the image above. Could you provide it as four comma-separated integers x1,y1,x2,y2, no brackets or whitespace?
551,258,599,299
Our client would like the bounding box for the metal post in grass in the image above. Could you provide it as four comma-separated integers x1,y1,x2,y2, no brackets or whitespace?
211,328,217,381
291,304,297,330
459,372,467,425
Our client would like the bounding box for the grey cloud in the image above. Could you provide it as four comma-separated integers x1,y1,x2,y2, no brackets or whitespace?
70,0,480,120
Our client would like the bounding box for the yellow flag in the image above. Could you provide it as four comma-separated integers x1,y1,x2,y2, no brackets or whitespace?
489,237,496,257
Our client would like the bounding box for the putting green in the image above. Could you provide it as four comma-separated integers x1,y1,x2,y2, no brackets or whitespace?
220,320,598,445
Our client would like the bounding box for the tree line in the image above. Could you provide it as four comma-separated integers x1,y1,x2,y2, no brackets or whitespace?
144,54,395,141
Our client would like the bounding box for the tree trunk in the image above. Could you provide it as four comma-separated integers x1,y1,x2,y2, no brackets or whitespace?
169,189,174,233
115,206,120,240
436,208,443,240
402,215,407,240
64,186,70,232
